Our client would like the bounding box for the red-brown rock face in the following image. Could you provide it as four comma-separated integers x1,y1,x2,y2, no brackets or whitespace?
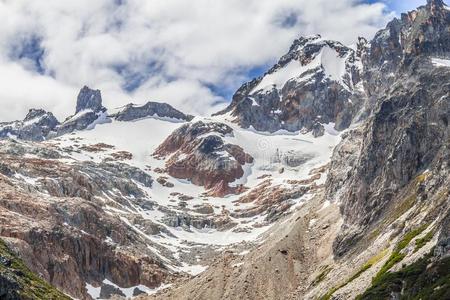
0,141,172,299
0,173,170,299
154,121,253,197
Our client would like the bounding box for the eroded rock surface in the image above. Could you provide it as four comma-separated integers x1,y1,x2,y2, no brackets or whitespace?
327,0,450,257
0,141,170,299
154,121,253,197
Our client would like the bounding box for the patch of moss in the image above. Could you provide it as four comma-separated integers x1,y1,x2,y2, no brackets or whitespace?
415,172,430,186
372,224,428,285
357,250,450,300
395,224,428,252
318,250,388,300
0,238,70,299
369,180,429,247
367,249,389,266
414,231,434,253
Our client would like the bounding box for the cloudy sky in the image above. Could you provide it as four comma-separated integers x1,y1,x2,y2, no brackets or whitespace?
0,0,428,121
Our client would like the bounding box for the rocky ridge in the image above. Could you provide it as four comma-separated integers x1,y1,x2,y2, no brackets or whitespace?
56,86,109,136
0,109,59,141
0,86,194,143
215,34,365,135
113,102,194,122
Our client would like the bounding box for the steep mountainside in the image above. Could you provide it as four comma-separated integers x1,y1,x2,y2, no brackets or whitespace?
215,35,366,135
0,1,449,300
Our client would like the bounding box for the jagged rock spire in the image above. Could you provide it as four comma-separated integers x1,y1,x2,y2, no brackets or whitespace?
75,86,103,113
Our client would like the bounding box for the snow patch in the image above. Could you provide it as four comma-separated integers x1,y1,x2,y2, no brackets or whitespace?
249,97,260,107
321,46,348,84
179,263,207,276
229,162,253,187
85,283,101,299
86,111,111,130
64,109,93,123
323,123,340,136
251,45,349,94
432,57,450,67
86,280,171,300
251,58,320,94
14,173,38,185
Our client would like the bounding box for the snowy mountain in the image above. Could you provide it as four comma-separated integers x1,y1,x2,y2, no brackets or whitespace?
1,1,450,300
215,34,366,135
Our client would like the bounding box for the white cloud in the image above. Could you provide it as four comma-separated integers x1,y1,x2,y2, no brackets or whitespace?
0,0,394,122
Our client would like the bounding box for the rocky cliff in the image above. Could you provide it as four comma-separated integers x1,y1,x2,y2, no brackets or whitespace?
328,0,450,257
0,238,70,300
0,141,171,299
56,86,109,136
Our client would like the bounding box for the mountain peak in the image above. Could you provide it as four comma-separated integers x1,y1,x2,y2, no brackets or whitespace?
24,108,50,122
75,86,103,113
426,0,449,15
427,0,445,7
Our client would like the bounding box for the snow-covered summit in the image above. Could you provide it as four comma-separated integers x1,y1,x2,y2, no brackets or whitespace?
251,35,358,94
215,35,364,134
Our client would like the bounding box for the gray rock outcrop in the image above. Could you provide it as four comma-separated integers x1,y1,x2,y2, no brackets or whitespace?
56,86,108,136
113,102,194,122
0,109,59,141
76,86,103,114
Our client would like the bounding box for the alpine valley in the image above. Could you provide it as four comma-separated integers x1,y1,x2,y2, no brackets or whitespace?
1,1,450,299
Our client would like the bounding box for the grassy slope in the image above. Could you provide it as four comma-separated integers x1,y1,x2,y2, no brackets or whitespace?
357,251,450,300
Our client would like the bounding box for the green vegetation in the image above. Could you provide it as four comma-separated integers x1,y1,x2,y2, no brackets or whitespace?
368,174,433,248
372,224,428,285
396,225,428,252
414,231,434,253
320,225,431,300
357,250,450,300
0,238,70,300
318,250,388,300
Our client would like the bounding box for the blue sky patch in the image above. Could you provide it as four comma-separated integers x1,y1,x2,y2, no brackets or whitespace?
11,35,46,75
